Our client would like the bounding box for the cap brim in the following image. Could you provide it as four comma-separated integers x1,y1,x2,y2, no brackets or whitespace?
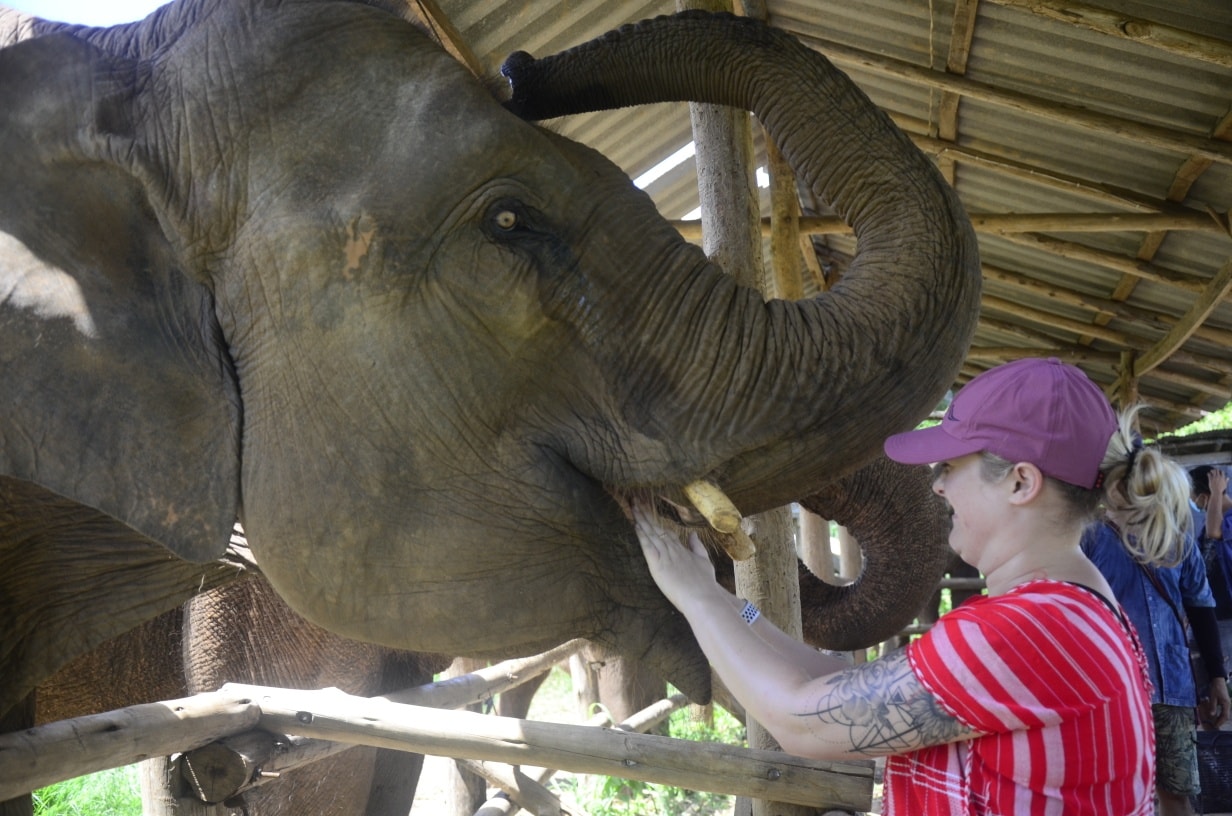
884,423,984,466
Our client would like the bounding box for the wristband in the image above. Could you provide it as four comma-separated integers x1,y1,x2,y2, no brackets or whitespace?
739,599,761,625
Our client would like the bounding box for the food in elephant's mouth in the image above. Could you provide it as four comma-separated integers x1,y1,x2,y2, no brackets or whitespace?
673,480,756,561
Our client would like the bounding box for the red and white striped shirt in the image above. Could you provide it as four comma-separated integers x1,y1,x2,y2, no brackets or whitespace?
883,580,1154,815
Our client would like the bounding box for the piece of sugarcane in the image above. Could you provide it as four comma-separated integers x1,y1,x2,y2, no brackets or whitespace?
682,480,756,560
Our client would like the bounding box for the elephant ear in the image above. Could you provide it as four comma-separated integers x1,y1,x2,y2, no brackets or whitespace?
0,31,240,562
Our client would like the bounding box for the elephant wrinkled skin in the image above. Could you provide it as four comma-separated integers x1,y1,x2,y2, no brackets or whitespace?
0,0,979,784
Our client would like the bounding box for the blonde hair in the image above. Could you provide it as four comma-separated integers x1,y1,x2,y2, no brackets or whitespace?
979,405,1192,567
1100,406,1193,567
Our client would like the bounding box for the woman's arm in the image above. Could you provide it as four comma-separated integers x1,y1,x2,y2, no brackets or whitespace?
633,502,979,759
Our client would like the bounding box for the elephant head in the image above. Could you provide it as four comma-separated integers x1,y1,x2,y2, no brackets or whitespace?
0,0,978,717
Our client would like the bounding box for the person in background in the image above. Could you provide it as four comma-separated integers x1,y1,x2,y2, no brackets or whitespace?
632,358,1168,814
1082,448,1229,816
1192,464,1232,665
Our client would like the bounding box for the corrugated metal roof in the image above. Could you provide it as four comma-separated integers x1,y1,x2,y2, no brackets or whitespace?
420,0,1231,434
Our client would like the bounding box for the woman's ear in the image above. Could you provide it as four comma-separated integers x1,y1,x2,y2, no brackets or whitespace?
1007,462,1045,505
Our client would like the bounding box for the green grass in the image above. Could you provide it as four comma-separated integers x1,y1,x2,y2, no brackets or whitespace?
548,689,745,816
32,765,141,816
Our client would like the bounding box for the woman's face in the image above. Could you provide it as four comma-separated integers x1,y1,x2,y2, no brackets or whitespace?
932,453,1007,563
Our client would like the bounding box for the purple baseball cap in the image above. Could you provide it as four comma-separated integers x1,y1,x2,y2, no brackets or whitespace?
883,357,1118,489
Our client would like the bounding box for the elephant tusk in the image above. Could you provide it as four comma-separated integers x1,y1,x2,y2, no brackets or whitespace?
682,480,756,560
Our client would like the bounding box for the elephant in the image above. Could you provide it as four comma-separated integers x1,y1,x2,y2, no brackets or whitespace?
34,570,447,816
1,1,980,809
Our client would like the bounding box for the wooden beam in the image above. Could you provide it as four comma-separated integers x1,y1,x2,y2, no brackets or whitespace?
967,212,1227,235
799,36,1232,166
966,346,1121,365
984,0,1232,69
997,233,1208,293
0,693,262,799
1145,365,1232,400
174,640,586,803
399,0,484,77
672,210,1228,240
241,684,875,812
982,292,1232,375
981,294,1136,346
981,266,1232,373
1134,258,1232,376
933,0,981,183
912,133,1213,216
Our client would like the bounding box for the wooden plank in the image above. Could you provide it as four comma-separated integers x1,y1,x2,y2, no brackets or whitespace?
1134,259,1232,376
230,683,875,811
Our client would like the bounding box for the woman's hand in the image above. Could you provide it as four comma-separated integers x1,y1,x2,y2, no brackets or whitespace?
631,500,719,613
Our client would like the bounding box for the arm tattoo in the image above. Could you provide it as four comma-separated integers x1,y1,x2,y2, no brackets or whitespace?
795,649,975,755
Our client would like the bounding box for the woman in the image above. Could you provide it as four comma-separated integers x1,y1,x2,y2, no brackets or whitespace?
633,357,1161,814
1081,430,1229,816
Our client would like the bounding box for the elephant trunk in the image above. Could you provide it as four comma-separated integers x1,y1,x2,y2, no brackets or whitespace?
797,458,953,650
503,12,981,509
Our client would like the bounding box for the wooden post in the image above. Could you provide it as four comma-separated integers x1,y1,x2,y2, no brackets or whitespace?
675,1,826,812
1119,349,1140,410
139,756,227,816
799,510,841,585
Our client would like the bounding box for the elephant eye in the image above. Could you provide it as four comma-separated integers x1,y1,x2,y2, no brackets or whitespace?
494,210,518,230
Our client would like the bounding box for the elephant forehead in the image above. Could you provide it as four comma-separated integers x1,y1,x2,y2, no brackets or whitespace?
0,230,97,338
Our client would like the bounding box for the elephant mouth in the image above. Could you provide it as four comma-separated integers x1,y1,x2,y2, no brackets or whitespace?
612,479,757,562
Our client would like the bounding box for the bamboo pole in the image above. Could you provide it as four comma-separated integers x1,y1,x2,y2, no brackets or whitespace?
672,211,1229,239
240,683,874,811
0,693,261,799
1134,259,1232,377
3,683,873,810
174,639,585,803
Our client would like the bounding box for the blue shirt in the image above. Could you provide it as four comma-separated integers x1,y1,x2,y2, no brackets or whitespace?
1198,504,1232,618
1081,521,1215,707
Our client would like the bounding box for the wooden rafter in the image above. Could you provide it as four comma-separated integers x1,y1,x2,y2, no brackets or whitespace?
1135,259,1232,376
798,36,1232,166
984,0,1232,69
672,212,1226,240
911,134,1217,216
399,0,484,77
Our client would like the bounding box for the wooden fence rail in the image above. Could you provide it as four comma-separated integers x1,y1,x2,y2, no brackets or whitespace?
1,678,872,813
178,638,587,803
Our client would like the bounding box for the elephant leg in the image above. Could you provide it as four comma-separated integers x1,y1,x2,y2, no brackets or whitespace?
364,650,439,816
183,574,450,816
35,608,187,724
577,643,665,728
597,656,665,728
496,668,550,719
